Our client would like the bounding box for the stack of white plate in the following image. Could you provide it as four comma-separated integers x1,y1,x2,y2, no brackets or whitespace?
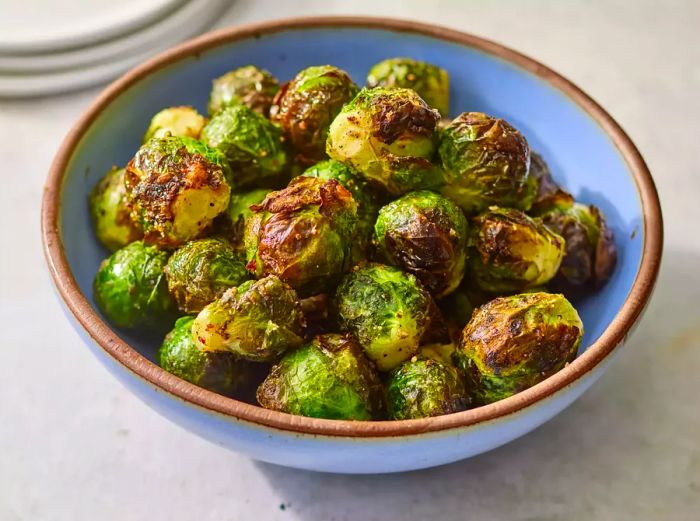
0,0,230,97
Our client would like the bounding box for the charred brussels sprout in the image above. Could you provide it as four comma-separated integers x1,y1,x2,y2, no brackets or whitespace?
454,292,583,404
439,112,534,213
257,334,384,420
367,57,449,116
165,237,249,313
192,275,305,362
143,106,207,142
201,105,287,189
226,188,269,248
244,176,357,295
125,136,231,248
374,190,468,298
302,159,381,262
158,316,253,395
528,152,569,213
536,195,617,288
270,65,359,164
93,240,174,328
468,207,565,293
327,87,443,195
335,263,433,371
386,356,468,419
89,167,142,251
208,65,280,117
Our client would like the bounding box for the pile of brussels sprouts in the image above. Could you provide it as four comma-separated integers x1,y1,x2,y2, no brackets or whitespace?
90,57,617,421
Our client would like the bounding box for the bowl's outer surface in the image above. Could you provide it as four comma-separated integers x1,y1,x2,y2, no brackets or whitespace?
46,19,659,473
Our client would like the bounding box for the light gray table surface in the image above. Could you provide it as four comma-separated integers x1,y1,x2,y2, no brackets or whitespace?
1,1,698,519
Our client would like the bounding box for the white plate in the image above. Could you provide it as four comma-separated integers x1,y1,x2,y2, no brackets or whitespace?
0,0,189,54
0,0,220,73
0,0,230,97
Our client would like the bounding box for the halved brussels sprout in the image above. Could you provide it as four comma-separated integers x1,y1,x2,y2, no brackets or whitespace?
335,263,433,371
143,106,207,142
373,190,468,298
468,207,565,293
226,188,270,248
326,87,443,195
192,275,305,362
165,237,249,313
93,240,174,328
386,356,469,420
201,105,287,189
158,316,254,395
439,112,534,213
208,65,280,116
301,159,381,263
244,176,357,295
125,136,231,248
366,57,449,116
453,292,583,404
257,333,384,420
270,65,359,164
89,167,142,251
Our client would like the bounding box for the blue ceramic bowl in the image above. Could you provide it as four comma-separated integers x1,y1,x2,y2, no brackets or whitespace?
42,17,662,473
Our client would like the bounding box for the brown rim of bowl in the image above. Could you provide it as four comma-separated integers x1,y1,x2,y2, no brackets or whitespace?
41,16,662,438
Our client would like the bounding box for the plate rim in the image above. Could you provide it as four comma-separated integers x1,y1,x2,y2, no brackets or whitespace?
41,16,663,439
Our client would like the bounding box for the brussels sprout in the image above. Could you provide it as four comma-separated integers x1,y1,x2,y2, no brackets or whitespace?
143,106,207,142
302,159,381,262
366,57,450,116
89,167,142,251
270,65,359,164
201,105,287,189
454,292,583,404
386,356,468,420
93,240,174,328
192,275,305,362
244,176,357,295
327,87,443,195
226,188,270,248
374,190,468,298
468,207,565,293
335,263,433,371
165,237,250,313
528,152,569,213
257,334,384,420
208,65,280,116
159,316,255,395
536,197,617,288
125,136,231,248
439,112,534,213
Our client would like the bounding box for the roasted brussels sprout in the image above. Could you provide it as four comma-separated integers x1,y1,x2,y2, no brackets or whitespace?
302,159,381,262
270,65,359,164
528,152,569,213
536,195,617,288
143,106,207,142
367,57,450,116
201,105,287,189
89,167,142,251
335,263,433,371
374,190,468,297
208,65,280,116
226,188,270,248
244,176,357,295
454,292,583,404
159,316,254,395
93,240,174,328
257,334,384,420
439,112,535,213
386,356,468,420
165,237,249,313
192,275,305,362
125,136,231,248
327,87,443,195
468,207,565,293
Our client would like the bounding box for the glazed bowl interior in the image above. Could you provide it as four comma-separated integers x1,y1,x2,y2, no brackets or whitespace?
48,19,659,436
